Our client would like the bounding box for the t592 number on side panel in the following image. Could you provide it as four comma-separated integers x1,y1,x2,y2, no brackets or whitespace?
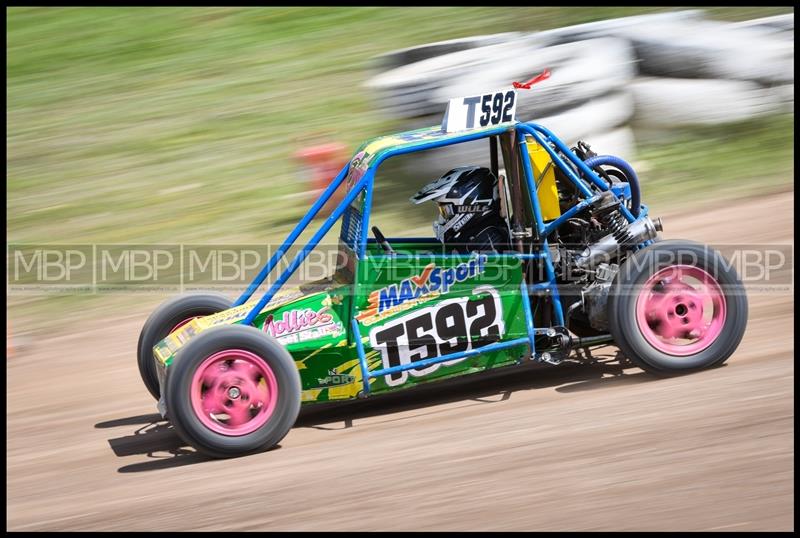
369,285,505,387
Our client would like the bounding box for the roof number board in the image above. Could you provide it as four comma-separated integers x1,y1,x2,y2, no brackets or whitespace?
441,88,516,133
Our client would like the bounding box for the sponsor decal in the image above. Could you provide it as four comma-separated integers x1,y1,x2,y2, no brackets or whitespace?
194,288,306,328
355,254,487,325
155,286,344,365
369,285,504,387
450,213,472,232
154,340,173,364
262,306,344,345
458,204,490,213
314,369,356,388
349,149,368,170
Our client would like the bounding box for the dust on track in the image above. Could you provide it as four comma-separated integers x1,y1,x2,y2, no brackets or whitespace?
6,190,794,531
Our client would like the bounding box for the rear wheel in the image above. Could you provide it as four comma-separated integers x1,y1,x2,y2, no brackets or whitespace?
165,324,301,458
607,240,747,375
137,293,231,400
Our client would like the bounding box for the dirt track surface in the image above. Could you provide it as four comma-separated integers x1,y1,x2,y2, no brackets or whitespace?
7,191,794,531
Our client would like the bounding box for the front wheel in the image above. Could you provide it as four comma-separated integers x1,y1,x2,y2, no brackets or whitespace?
165,324,301,458
607,240,748,375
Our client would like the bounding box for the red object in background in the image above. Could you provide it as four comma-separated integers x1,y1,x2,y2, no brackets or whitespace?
293,143,348,215
513,68,552,90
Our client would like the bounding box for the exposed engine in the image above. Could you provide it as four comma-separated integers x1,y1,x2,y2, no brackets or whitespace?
567,190,662,272
546,143,664,335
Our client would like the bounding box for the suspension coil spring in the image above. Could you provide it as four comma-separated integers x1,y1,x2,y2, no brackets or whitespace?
603,208,629,243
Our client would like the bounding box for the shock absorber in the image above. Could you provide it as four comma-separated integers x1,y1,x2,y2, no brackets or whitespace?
603,209,628,243
573,192,661,269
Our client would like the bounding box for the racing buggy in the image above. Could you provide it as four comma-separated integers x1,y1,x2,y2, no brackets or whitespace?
137,75,748,458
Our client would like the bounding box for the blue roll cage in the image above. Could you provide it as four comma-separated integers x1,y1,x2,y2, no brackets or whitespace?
230,121,650,395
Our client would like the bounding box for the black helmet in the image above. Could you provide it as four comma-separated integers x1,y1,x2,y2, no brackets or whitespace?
411,166,501,243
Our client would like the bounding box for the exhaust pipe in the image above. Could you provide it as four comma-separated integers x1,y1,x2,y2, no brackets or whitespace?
574,216,660,269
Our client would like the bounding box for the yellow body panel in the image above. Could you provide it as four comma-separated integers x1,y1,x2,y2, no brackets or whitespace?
526,135,561,222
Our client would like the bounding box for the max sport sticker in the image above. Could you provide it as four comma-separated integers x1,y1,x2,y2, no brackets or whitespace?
356,254,488,325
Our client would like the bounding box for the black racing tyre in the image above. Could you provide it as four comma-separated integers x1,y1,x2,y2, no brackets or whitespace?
607,240,747,376
137,293,232,400
165,324,301,458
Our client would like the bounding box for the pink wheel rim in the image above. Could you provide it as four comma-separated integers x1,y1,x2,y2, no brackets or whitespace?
170,316,201,334
190,349,279,436
635,265,727,356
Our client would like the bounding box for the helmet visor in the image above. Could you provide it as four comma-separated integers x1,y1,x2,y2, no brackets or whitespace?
438,203,455,220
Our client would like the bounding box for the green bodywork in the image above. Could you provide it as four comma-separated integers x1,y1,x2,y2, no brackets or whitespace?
153,122,534,404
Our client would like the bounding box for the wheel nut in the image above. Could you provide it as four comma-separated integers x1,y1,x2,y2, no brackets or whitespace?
227,387,241,399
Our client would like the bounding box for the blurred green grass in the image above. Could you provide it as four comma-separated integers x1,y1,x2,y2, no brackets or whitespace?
638,114,794,204
8,6,794,245
7,7,794,328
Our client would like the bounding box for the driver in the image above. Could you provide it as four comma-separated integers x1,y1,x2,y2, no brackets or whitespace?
410,166,511,254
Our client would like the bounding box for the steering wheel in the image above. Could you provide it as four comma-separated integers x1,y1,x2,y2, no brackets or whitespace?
371,226,395,255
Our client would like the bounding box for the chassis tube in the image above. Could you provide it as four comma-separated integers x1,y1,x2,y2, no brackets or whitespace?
370,337,531,378
352,318,372,397
242,176,369,326
357,172,375,260
516,130,548,237
234,161,350,306
520,279,536,356
517,124,594,200
543,195,601,237
522,123,635,223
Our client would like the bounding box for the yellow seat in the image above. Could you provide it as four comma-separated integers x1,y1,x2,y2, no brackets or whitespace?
526,135,561,222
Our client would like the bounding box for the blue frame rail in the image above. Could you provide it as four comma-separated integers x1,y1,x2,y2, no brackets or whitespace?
237,123,512,324
233,161,351,307
241,174,368,327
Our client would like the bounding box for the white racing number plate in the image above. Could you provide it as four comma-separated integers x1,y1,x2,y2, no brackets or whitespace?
441,88,517,133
